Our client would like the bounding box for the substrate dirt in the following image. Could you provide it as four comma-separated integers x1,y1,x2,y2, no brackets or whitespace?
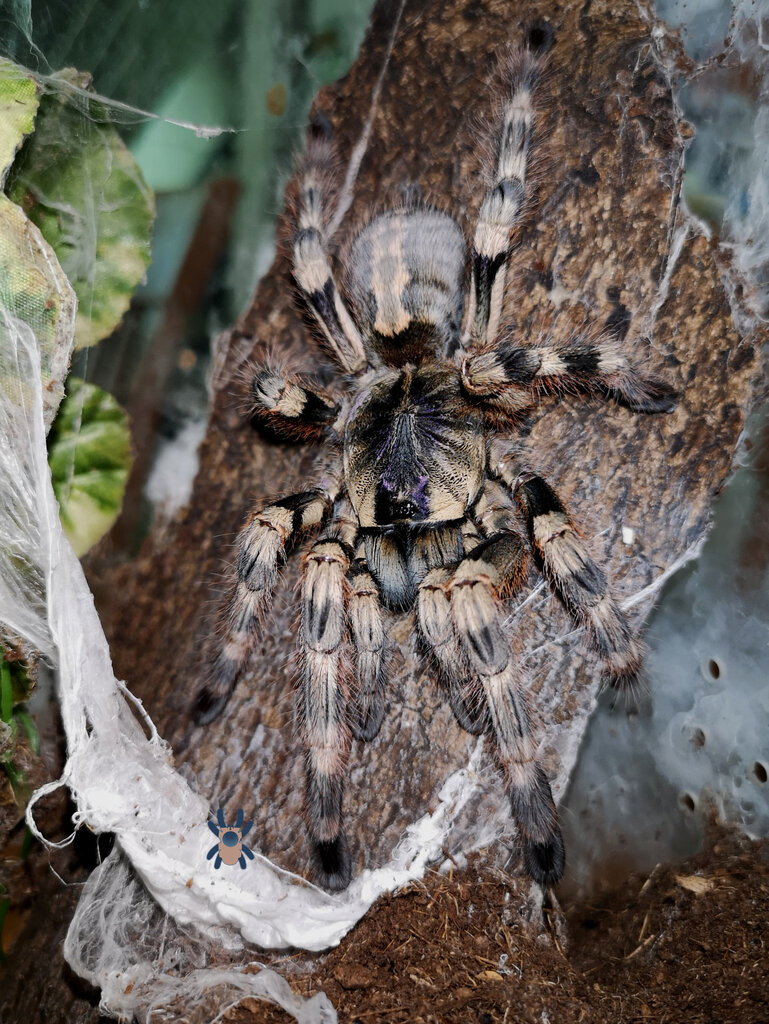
227,825,768,1024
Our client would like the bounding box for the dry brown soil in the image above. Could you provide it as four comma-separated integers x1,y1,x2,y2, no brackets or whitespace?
227,824,768,1024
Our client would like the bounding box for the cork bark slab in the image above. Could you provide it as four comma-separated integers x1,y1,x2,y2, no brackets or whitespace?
94,0,762,888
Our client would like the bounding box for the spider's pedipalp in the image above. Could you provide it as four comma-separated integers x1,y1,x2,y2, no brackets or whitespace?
299,503,358,890
197,486,337,725
293,136,367,374
250,364,339,441
464,45,542,350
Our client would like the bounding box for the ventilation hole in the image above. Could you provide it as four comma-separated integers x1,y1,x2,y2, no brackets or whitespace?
525,19,555,54
752,761,768,784
689,727,706,749
700,658,723,684
679,792,696,814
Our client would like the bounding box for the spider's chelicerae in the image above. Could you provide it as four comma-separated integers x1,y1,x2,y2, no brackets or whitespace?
198,37,675,892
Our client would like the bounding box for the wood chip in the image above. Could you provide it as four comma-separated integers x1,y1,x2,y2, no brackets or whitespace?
675,874,716,894
332,963,378,990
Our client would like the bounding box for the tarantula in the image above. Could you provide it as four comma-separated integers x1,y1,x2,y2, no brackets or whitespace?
197,37,675,892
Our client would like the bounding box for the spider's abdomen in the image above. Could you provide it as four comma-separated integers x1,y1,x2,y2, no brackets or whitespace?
345,209,466,365
344,364,485,531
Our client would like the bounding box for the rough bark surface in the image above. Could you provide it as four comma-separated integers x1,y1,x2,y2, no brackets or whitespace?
2,0,765,1017
92,0,761,882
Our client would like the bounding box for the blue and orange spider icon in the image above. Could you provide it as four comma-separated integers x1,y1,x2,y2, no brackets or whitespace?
207,808,255,869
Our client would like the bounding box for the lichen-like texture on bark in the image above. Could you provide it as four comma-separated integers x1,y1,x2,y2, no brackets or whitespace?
95,0,762,890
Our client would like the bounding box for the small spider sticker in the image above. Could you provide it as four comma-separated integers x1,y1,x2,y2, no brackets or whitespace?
207,808,255,869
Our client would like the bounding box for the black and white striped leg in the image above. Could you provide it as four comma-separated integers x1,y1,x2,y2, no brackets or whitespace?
461,336,677,414
418,565,487,734
508,467,643,688
197,485,338,725
250,364,339,441
417,514,521,734
464,47,541,349
299,502,358,890
419,531,565,886
293,137,367,373
348,545,387,742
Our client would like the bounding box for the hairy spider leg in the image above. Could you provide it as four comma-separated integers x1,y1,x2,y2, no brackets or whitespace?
417,487,526,734
293,135,367,373
418,522,565,886
462,333,677,415
347,543,387,742
517,473,642,684
298,499,358,891
197,480,342,725
489,445,642,688
249,364,340,441
464,46,541,350
419,562,486,735
416,520,486,734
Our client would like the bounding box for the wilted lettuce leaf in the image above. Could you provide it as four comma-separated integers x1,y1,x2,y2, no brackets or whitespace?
7,68,155,349
0,59,76,429
0,57,39,184
48,377,132,556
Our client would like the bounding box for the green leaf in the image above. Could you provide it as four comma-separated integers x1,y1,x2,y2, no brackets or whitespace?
7,68,155,349
0,658,11,725
48,377,132,556
0,60,75,426
2,753,22,788
6,655,33,707
14,709,38,755
0,57,39,185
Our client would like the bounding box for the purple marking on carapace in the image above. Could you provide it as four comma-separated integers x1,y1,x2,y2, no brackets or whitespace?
412,474,429,515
